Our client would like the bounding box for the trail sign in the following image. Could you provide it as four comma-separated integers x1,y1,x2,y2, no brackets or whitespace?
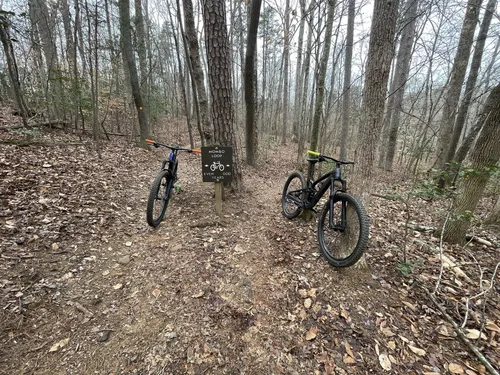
201,146,233,183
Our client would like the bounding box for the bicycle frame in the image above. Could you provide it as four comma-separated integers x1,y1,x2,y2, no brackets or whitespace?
304,161,346,208
288,160,348,230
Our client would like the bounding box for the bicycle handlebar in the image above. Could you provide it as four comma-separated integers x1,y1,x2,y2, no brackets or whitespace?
307,150,354,165
145,139,201,154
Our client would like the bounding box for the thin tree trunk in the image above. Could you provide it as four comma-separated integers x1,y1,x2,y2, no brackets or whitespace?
182,0,213,144
292,0,306,143
118,0,149,146
281,0,290,145
0,16,30,128
244,0,262,166
169,6,194,148
297,0,315,162
435,0,482,169
384,0,419,171
309,0,335,152
448,0,496,163
441,83,500,244
340,0,355,160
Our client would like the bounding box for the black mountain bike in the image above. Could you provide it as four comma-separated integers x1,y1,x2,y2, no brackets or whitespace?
282,150,369,267
146,139,200,227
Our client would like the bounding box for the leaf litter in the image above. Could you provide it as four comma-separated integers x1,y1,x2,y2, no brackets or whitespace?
0,126,499,374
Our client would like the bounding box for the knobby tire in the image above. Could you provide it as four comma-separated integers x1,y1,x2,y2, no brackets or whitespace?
317,192,369,267
146,170,173,227
281,172,306,219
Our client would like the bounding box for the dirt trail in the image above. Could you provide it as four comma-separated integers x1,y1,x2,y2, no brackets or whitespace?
1,138,498,375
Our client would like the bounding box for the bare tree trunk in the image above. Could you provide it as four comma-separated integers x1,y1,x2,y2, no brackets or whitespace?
84,0,100,149
281,0,290,145
448,0,496,164
383,0,419,171
244,0,262,166
0,16,30,128
441,83,500,244
309,0,335,152
352,0,400,207
168,6,194,148
36,0,61,120
292,0,306,143
118,0,149,146
203,0,242,188
435,0,482,169
27,0,47,102
297,0,315,162
182,0,213,144
340,0,355,160
134,0,147,88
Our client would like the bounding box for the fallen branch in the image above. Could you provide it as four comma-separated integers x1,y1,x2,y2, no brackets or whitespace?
405,223,494,247
423,287,499,375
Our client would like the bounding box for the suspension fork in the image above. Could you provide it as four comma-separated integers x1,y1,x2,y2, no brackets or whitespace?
328,178,346,230
328,178,337,228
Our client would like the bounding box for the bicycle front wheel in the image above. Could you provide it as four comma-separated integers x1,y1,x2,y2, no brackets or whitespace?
146,170,173,227
282,172,306,219
317,193,369,267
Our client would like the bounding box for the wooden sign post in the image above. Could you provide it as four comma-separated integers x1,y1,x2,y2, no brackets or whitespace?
201,146,233,215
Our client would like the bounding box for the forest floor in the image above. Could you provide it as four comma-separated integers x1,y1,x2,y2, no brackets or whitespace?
0,115,499,375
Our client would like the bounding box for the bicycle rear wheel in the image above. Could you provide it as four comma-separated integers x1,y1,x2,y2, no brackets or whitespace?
282,172,306,219
317,192,369,267
146,170,173,227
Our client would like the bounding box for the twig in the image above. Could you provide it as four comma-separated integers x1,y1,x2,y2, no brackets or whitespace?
406,223,494,247
423,287,499,375
1,254,34,260
434,201,453,294
28,340,50,353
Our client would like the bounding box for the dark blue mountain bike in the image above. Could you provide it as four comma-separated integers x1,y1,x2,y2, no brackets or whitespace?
282,150,369,267
145,139,200,227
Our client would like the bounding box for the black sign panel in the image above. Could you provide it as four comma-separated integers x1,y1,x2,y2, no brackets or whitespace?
201,146,233,182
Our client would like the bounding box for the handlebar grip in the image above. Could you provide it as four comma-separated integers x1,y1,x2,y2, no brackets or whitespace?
191,149,201,154
145,139,155,144
307,150,320,157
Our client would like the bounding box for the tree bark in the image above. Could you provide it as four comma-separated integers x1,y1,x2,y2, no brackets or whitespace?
340,0,355,160
448,0,496,164
0,16,30,128
296,0,315,162
134,0,147,89
203,0,242,188
309,0,336,153
168,6,194,148
435,0,482,169
244,0,262,166
485,195,500,225
441,83,500,244
383,0,419,171
352,0,400,207
281,0,290,145
292,0,306,143
182,0,213,144
118,0,149,146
